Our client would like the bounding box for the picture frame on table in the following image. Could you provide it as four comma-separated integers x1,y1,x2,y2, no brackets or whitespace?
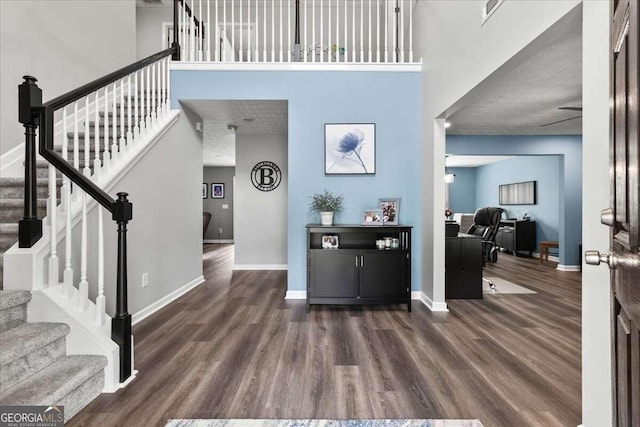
321,235,340,249
211,183,225,199
361,208,383,226
378,198,400,225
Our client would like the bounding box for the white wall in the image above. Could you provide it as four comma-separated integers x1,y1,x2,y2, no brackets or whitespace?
56,109,204,316
136,5,173,59
234,134,287,268
0,0,137,157
582,2,612,426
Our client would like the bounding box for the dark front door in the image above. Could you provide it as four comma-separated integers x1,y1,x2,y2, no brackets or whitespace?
587,1,640,425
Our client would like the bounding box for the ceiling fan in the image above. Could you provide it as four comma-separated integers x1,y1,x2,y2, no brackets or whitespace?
541,106,583,127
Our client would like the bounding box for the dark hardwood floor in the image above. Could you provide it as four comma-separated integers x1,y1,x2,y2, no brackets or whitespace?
69,245,581,427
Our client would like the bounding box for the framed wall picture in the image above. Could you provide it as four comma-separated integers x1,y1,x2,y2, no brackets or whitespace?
325,123,376,175
202,183,208,199
211,183,225,199
361,208,383,226
378,198,400,225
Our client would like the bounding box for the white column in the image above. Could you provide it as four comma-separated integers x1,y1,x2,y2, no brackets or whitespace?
77,191,88,312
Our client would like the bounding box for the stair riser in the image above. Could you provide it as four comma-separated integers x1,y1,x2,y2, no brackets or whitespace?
60,370,105,421
0,206,46,223
0,304,26,334
0,338,66,393
0,185,59,199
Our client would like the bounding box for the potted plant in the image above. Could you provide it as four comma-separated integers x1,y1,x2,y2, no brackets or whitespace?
310,189,344,226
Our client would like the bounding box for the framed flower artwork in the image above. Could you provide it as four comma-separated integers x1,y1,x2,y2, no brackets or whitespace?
325,123,376,175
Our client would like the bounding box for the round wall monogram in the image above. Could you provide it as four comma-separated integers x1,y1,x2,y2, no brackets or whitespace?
251,161,282,192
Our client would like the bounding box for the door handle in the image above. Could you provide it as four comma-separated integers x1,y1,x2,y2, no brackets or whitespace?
585,250,640,269
600,208,614,227
361,255,364,267
355,256,359,267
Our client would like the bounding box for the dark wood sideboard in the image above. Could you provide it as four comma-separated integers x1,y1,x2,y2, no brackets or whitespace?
306,224,412,312
495,219,536,257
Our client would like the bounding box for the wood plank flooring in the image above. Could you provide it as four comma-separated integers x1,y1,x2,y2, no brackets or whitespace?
68,245,581,427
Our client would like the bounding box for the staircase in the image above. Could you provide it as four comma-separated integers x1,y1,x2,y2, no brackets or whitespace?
0,291,107,421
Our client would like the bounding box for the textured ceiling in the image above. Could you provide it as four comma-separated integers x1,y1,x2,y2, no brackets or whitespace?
180,100,288,166
446,156,513,168
446,6,582,135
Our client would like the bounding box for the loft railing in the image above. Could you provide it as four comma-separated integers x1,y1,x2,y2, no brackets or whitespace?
173,0,415,64
18,47,175,383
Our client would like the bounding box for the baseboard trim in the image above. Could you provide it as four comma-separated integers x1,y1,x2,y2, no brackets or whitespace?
233,264,288,270
413,291,448,312
285,290,307,300
204,239,234,244
557,264,581,272
132,275,205,325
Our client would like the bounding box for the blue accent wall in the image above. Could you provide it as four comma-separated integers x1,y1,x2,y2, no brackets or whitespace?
172,70,422,291
447,167,477,214
447,135,582,266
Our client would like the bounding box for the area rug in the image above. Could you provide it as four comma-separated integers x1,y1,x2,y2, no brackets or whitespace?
166,420,484,427
483,276,537,295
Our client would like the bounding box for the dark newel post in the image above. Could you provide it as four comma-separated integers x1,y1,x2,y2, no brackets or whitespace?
111,192,133,382
293,0,302,61
18,76,43,248
172,0,181,60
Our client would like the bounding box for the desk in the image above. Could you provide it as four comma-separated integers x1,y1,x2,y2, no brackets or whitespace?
445,233,483,299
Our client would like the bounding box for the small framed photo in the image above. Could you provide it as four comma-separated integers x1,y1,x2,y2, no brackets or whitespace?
378,198,400,225
202,183,208,199
322,235,340,249
325,123,376,175
211,183,225,199
361,208,383,226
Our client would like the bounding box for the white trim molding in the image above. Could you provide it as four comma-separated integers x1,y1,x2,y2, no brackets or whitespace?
171,62,422,73
557,264,581,272
204,239,234,244
284,290,307,300
233,264,288,270
132,275,205,325
413,291,449,312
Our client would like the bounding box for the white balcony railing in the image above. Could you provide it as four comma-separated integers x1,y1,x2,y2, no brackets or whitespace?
175,0,415,64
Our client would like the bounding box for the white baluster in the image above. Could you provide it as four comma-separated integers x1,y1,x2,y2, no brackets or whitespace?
63,107,73,297
385,0,388,62
255,0,259,61
111,81,119,163
103,84,111,170
279,0,283,62
222,0,227,61
312,0,315,63
179,1,184,59
60,107,69,213
78,191,88,312
127,75,133,147
352,0,356,62
191,12,196,61
133,73,140,137
377,0,380,62
159,61,165,118
73,103,79,200
231,0,235,61
93,91,101,179
344,0,348,62
215,0,219,61
249,0,253,61
151,64,157,125
303,0,307,62
166,57,171,114
320,0,323,62
207,0,211,61
119,78,126,154
328,0,331,62
145,65,151,130
263,0,267,61
240,0,243,62
409,0,413,62
392,0,396,62
95,208,105,326
368,0,371,62
199,0,203,61
84,96,91,177
400,0,404,62
287,0,291,61
271,0,275,61
48,164,58,287
335,0,339,63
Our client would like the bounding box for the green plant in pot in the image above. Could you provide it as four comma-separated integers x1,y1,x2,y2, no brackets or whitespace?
310,189,344,226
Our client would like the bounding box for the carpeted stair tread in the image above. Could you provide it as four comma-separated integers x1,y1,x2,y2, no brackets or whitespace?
0,291,31,312
0,178,61,199
0,199,47,208
0,355,107,409
0,323,70,367
0,224,19,252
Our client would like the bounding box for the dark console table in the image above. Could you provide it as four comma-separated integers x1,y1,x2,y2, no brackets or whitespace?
496,219,536,257
445,233,483,299
306,224,412,312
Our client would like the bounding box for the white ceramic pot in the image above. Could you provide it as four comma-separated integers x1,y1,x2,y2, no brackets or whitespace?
320,211,334,226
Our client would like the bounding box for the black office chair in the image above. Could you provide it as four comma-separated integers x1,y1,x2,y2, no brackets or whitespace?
466,207,504,289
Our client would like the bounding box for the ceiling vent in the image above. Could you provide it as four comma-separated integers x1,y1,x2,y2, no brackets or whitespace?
482,0,505,25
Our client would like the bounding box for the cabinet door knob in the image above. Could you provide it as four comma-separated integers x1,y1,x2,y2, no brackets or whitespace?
361,255,364,267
